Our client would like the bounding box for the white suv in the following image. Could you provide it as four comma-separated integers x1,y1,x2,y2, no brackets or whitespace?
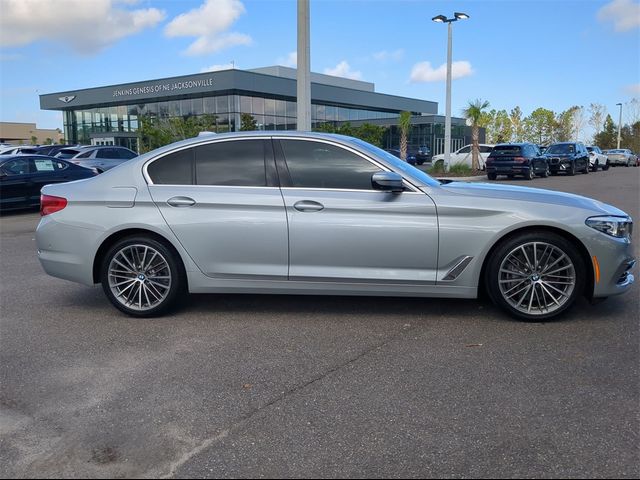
432,144,495,169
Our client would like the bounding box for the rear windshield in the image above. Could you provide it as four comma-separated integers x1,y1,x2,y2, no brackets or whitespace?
546,144,575,154
490,145,522,156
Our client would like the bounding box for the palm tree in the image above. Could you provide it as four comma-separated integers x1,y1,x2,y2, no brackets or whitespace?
462,99,490,171
398,111,412,161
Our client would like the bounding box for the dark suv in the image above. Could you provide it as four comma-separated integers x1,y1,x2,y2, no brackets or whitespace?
485,143,548,180
544,142,590,176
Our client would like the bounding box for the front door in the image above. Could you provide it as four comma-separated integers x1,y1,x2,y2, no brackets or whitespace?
275,138,439,284
148,138,288,279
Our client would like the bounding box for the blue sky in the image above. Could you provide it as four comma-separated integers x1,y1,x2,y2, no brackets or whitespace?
0,0,638,134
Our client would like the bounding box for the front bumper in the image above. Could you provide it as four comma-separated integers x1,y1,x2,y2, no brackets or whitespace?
588,232,636,298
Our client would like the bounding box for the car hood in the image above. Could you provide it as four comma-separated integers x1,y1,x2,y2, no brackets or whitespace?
427,181,628,216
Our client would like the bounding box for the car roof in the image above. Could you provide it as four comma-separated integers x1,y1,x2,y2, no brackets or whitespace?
1,154,68,162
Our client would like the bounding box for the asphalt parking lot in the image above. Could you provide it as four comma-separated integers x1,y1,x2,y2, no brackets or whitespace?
1,167,638,479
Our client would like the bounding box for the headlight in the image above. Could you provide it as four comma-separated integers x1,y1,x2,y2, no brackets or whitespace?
586,216,633,239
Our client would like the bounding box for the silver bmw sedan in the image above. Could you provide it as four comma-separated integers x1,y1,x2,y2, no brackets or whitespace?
35,132,635,321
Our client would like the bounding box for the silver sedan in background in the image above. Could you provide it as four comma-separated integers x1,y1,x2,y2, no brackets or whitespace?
36,132,635,321
605,149,638,167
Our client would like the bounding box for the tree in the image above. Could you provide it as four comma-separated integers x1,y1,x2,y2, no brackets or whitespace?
510,106,524,142
462,99,490,170
523,108,555,145
554,107,579,142
588,103,607,139
489,109,512,144
398,111,412,161
45,138,53,145
30,135,38,145
353,123,386,148
593,114,617,149
625,98,640,127
240,113,258,131
137,114,217,153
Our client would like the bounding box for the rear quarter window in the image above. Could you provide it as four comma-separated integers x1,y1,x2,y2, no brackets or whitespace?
147,148,194,185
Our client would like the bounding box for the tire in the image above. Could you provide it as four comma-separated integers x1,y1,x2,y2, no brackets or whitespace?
567,161,575,176
507,174,515,179
602,161,610,171
485,231,585,321
100,235,186,317
487,173,497,180
626,160,630,167
526,167,534,180
592,160,598,172
540,165,550,178
583,163,589,174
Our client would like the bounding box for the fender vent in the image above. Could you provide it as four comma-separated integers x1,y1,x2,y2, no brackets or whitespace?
443,256,474,281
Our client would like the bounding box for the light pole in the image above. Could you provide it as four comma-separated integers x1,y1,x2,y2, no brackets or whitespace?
297,0,311,131
616,102,622,149
432,12,469,172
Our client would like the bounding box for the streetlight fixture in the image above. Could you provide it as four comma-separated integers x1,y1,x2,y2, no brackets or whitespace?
616,102,622,149
432,12,469,172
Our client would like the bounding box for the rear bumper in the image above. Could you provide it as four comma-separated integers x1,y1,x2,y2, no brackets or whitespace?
486,164,532,176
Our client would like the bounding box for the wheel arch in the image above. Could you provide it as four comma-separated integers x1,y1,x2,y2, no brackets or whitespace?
92,228,188,286
478,225,594,299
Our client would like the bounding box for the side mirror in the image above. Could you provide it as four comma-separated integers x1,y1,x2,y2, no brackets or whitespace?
372,171,404,193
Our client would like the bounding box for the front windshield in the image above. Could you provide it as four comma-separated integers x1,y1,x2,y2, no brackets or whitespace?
546,144,575,154
349,138,440,187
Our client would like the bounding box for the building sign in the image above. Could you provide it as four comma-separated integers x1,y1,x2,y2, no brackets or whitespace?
58,95,76,103
112,77,214,98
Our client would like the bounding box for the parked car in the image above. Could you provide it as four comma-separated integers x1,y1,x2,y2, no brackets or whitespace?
0,155,96,211
432,144,494,169
604,149,638,167
416,145,431,164
538,145,548,154
544,142,590,176
485,143,549,180
586,146,609,171
36,132,635,321
32,144,77,157
384,148,418,165
58,146,138,173
0,146,40,155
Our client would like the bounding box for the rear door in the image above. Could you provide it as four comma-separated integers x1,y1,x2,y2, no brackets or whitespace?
147,138,288,279
0,158,32,209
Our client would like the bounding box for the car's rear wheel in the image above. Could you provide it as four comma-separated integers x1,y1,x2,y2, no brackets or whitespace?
540,164,550,178
487,173,497,180
526,167,534,180
602,161,610,171
101,236,186,317
583,162,589,174
592,160,598,172
485,231,585,321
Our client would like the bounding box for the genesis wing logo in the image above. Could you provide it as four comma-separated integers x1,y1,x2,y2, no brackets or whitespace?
58,95,76,104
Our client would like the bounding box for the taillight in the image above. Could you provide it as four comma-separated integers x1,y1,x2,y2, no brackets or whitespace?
40,195,67,216
513,157,527,163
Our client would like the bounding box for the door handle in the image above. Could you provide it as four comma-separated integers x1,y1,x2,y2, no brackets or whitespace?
293,200,324,212
167,196,196,207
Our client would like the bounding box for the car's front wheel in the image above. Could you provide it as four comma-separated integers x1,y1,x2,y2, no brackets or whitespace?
485,231,585,321
100,236,186,317
487,173,497,180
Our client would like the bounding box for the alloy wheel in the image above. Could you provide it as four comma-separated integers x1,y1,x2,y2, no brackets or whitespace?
107,244,172,312
498,241,576,316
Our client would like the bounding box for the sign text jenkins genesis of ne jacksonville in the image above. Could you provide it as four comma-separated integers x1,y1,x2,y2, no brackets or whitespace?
112,77,214,98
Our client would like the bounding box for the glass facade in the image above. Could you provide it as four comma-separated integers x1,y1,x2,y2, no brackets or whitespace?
63,94,402,152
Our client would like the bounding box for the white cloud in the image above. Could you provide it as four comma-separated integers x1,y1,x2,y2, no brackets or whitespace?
200,63,236,73
409,60,474,83
373,49,404,62
598,0,640,32
0,0,165,54
625,83,640,95
277,51,297,68
323,61,362,80
164,0,251,56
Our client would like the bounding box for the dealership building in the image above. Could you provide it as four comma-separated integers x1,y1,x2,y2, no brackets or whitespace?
39,66,478,153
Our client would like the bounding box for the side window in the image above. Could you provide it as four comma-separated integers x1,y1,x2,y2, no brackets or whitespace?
458,146,471,154
1,158,31,175
479,146,493,153
76,150,93,158
32,158,59,173
97,149,115,159
280,140,381,190
118,149,137,159
195,140,266,186
147,148,194,185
